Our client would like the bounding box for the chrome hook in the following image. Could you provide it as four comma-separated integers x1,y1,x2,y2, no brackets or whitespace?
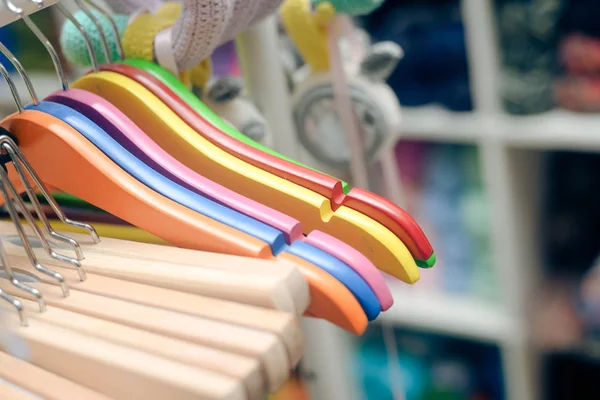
72,0,112,64
5,0,69,91
82,0,124,60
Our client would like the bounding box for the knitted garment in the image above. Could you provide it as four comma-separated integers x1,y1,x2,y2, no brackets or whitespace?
60,8,129,65
114,0,285,70
103,0,164,14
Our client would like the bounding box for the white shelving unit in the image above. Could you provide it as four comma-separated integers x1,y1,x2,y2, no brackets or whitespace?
241,1,552,399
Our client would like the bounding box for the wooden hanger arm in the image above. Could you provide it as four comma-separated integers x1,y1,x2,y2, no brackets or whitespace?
0,379,39,400
0,351,111,400
0,236,297,313
0,221,310,315
0,279,289,391
0,307,246,400
13,297,264,400
4,250,303,368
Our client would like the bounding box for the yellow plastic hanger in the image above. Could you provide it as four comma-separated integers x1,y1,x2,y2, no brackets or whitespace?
72,72,419,284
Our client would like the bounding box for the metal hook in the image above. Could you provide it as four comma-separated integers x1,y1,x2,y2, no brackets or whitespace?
1,139,87,265
0,139,82,274
55,2,99,71
0,62,23,113
0,286,27,327
0,176,46,311
0,41,38,105
0,166,70,297
83,0,124,60
4,0,69,91
72,0,112,64
0,138,100,247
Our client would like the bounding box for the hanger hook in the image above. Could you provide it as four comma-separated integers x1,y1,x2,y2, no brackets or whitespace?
0,175,47,312
72,0,112,64
0,62,23,113
55,2,99,71
0,41,38,106
0,166,70,298
1,140,88,267
83,0,124,61
4,0,69,91
0,286,27,326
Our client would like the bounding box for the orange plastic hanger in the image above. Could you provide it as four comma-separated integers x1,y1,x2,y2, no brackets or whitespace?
0,110,368,334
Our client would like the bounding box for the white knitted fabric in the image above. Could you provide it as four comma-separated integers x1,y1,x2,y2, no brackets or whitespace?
104,0,164,14
106,0,286,69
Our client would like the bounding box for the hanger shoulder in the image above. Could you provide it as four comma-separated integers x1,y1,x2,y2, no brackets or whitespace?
2,110,271,259
14,297,263,400
0,308,246,400
305,231,393,311
278,252,368,334
344,188,435,265
0,351,111,400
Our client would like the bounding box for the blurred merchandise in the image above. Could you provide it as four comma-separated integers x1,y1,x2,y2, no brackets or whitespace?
495,0,564,114
542,152,600,276
355,326,503,400
360,0,472,111
395,141,497,302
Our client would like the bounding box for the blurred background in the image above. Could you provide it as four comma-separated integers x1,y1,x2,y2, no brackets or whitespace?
2,0,600,399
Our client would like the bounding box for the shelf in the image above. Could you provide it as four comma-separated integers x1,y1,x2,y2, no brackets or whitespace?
379,286,522,344
504,109,600,152
399,106,482,143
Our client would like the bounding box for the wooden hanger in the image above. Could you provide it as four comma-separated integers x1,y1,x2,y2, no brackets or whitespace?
2,246,303,368
7,297,265,400
0,221,369,334
0,277,290,391
0,379,38,400
0,303,247,400
0,349,122,400
0,222,302,313
114,59,435,268
72,72,420,284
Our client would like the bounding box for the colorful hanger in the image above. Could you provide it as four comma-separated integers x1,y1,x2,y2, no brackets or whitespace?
72,71,420,284
117,59,435,269
46,88,392,309
0,109,368,332
59,7,434,268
